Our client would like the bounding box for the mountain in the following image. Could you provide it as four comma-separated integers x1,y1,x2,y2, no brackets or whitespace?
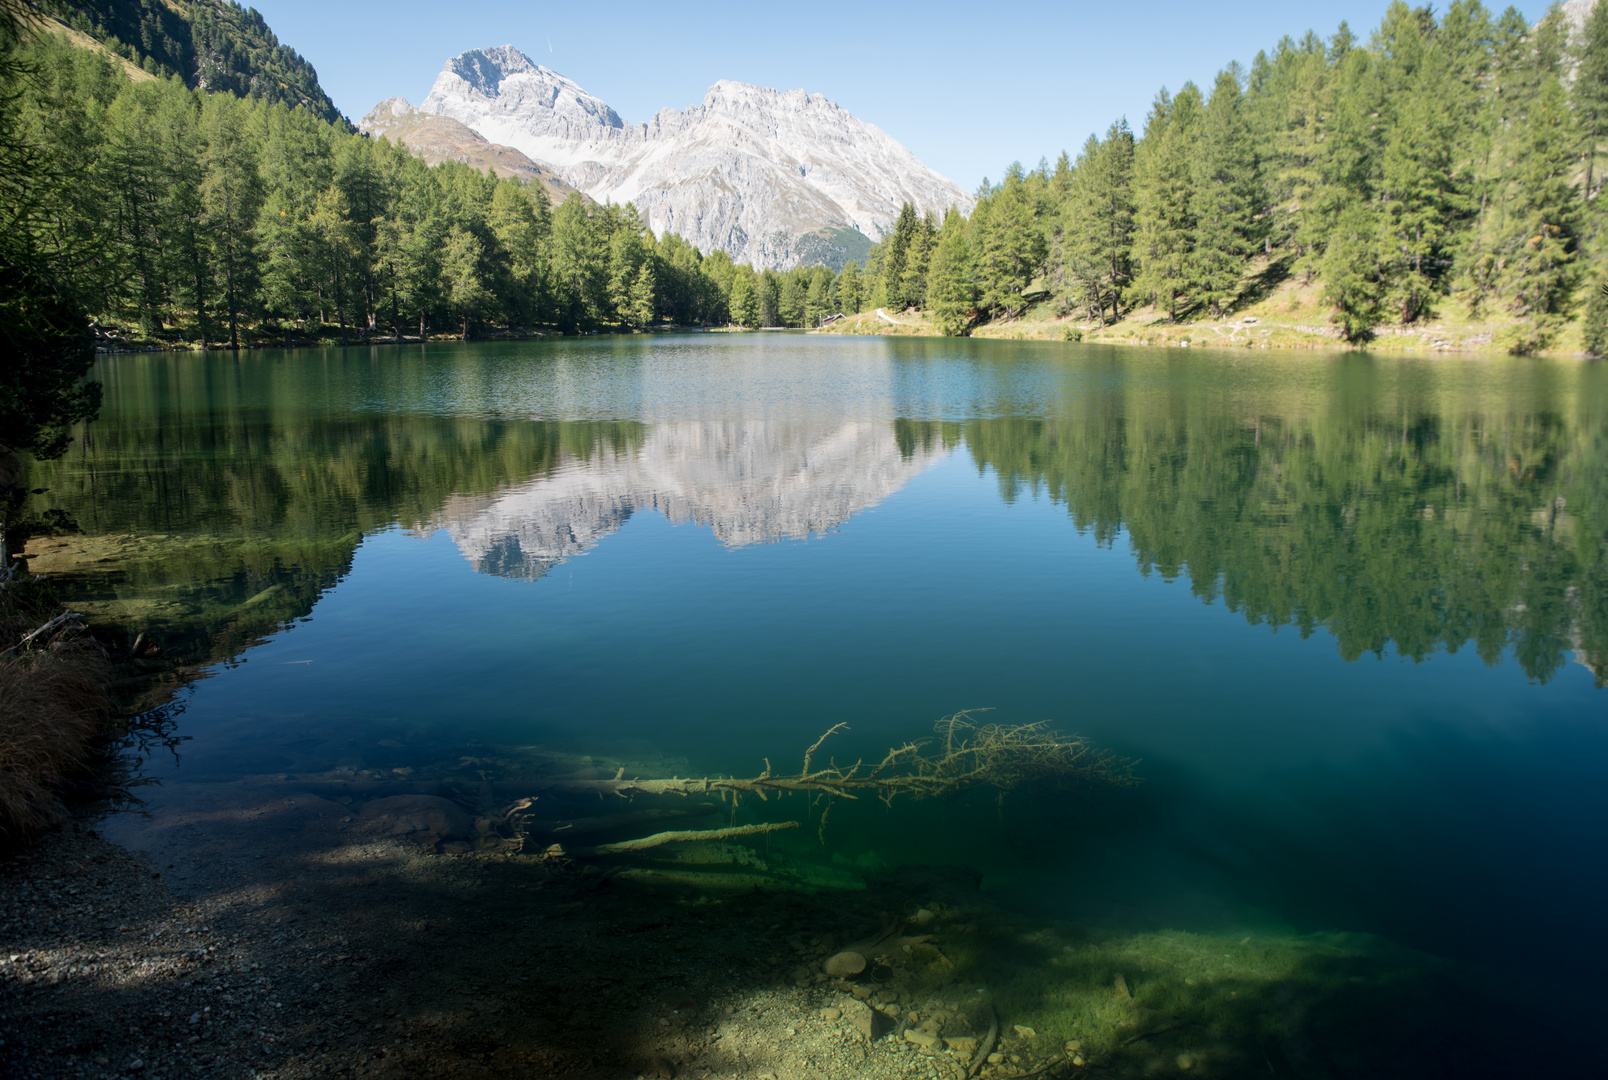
49,0,345,126
374,45,972,271
431,420,949,580
359,98,577,205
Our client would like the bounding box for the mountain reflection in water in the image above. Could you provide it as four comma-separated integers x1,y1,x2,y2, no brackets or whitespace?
435,420,948,579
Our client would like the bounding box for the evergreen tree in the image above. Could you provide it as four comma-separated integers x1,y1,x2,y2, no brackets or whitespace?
897,211,937,311
1057,121,1135,324
489,181,550,327
1377,36,1465,321
1131,85,1202,320
881,202,919,310
1492,76,1577,353
837,260,864,314
606,207,649,328
972,165,1046,319
550,193,604,331
199,94,262,347
728,264,759,327
628,260,656,328
756,269,781,327
926,207,976,336
778,269,806,327
804,267,832,326
1191,67,1258,316
442,223,491,339
1321,198,1385,341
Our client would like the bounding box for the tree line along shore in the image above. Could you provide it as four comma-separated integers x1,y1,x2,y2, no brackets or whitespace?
5,2,1608,358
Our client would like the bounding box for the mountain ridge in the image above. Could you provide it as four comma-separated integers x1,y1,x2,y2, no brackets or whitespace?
379,45,972,270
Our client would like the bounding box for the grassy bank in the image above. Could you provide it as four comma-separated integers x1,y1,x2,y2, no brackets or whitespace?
817,255,1596,357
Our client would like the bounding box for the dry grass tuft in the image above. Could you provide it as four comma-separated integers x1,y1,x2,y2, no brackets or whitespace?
0,565,112,842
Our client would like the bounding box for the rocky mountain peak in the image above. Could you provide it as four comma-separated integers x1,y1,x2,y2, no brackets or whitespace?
424,46,624,132
399,45,970,270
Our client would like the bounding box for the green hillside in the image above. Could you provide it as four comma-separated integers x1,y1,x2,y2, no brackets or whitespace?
50,0,346,126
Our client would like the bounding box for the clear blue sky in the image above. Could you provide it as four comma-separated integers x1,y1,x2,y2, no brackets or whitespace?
252,0,1555,193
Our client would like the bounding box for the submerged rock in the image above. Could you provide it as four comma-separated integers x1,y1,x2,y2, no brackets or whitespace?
359,795,473,842
823,950,866,978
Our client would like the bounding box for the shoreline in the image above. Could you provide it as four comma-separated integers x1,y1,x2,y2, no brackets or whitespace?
811,308,1600,359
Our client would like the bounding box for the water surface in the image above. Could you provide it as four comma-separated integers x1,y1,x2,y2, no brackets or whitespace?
23,334,1607,1065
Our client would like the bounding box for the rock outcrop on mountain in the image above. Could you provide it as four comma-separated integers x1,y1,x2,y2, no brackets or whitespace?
431,420,949,580
363,45,972,271
360,97,576,205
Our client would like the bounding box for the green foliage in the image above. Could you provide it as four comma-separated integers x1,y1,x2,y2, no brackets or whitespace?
1584,282,1608,358
926,207,976,336
1321,200,1385,341
1191,67,1259,316
0,31,756,346
59,0,346,126
1131,85,1202,321
0,2,100,460
899,2,1600,349
0,260,101,459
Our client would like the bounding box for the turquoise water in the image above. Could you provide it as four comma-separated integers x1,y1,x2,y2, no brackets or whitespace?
23,335,1608,1053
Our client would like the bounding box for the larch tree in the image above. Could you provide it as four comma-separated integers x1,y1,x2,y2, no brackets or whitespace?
1191,67,1259,317
1131,85,1203,320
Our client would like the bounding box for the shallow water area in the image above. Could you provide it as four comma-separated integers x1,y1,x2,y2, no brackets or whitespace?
18,334,1608,1077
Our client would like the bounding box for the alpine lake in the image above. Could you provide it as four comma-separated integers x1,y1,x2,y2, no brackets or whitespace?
17,334,1607,1078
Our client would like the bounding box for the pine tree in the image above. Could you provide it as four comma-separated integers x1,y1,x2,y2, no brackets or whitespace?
1131,85,1202,320
1492,76,1577,353
898,212,937,311
550,193,604,331
837,260,864,314
628,259,656,328
1321,198,1385,341
1057,121,1135,324
1269,36,1334,278
606,209,648,328
442,223,490,339
881,203,919,310
804,267,832,326
925,207,976,336
489,181,550,327
729,264,759,327
1191,67,1258,317
308,187,358,342
757,269,781,326
972,165,1045,319
1377,35,1464,322
199,94,262,347
778,269,806,327
257,187,316,342
1577,0,1608,204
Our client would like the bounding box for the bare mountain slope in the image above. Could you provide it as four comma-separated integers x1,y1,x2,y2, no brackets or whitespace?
361,97,576,204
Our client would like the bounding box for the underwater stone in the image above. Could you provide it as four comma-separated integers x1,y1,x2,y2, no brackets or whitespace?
359,795,473,842
824,951,866,978
904,1029,939,1049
